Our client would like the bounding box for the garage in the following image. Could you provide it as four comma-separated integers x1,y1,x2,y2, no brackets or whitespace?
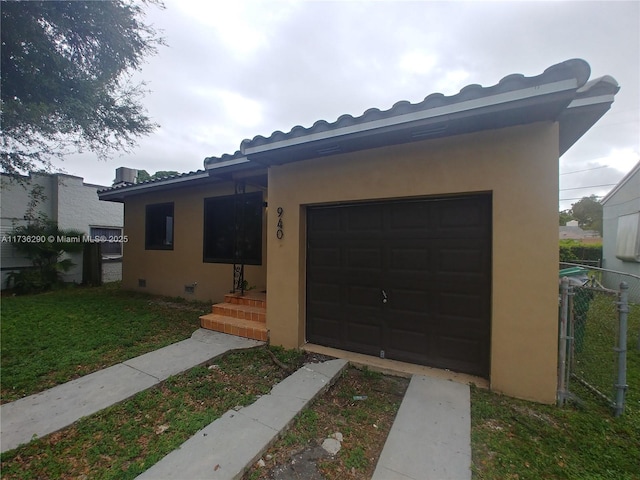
306,194,491,377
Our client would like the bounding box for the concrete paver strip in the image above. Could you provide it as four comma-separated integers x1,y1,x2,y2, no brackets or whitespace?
135,358,348,480
0,364,158,453
0,330,261,453
372,375,472,480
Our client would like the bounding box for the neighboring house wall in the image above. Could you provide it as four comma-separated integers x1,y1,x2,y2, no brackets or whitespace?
1,174,56,286
267,122,560,403
0,173,124,287
601,162,640,281
122,182,267,303
559,225,600,241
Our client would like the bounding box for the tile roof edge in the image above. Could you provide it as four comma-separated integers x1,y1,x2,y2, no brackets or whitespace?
238,58,593,152
97,170,208,194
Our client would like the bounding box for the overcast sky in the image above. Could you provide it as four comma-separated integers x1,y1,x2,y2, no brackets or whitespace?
61,0,639,211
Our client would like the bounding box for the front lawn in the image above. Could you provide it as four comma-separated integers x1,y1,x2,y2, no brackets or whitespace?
0,348,303,480
1,283,206,402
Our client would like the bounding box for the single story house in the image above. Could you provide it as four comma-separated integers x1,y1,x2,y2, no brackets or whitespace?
601,161,640,291
1,172,124,287
559,220,601,242
99,59,619,403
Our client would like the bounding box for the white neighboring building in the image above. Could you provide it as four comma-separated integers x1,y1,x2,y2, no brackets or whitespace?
0,172,124,288
601,161,640,280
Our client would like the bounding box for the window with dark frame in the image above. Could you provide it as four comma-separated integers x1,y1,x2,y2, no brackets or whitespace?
90,227,123,256
203,192,262,264
145,203,174,250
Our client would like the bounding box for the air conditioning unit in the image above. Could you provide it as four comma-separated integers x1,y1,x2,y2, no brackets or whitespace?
114,167,138,186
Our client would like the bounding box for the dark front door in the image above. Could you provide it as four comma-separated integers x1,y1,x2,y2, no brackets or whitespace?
306,194,491,377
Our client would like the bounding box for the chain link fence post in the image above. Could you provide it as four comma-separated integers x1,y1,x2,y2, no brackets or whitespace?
558,277,570,406
614,282,629,417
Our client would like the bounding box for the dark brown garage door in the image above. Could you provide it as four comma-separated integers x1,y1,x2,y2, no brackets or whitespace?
306,194,491,377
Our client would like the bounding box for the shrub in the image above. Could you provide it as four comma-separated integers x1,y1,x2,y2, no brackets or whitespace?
6,216,85,294
559,240,602,263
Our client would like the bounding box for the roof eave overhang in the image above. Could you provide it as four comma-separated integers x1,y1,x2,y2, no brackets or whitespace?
557,75,619,156
98,171,211,202
242,79,580,165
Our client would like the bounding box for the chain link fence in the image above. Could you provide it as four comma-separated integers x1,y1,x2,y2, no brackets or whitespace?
558,263,639,416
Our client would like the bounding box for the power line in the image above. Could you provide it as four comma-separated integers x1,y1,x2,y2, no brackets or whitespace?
559,184,616,191
559,196,604,202
560,165,609,175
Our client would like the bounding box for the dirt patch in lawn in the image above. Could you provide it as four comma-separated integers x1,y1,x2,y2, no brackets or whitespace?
243,365,409,480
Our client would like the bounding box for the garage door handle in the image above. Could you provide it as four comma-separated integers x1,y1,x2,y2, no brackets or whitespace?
382,290,388,304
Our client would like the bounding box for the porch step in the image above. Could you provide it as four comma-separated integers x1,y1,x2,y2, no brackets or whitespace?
224,292,266,309
212,303,266,323
199,314,268,342
200,291,268,342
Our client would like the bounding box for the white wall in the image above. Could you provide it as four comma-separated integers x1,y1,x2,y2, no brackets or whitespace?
602,166,640,280
0,173,123,287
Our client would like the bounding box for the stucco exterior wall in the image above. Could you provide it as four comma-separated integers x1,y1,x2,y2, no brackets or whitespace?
122,182,267,303
266,122,560,403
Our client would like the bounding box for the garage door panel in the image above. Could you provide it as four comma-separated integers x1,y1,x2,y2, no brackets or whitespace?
346,247,383,270
308,246,341,268
438,247,488,275
438,336,487,374
345,321,383,353
388,202,432,230
388,329,430,356
307,282,342,305
438,292,484,320
309,208,342,232
346,285,383,310
436,199,489,229
306,194,491,377
387,288,431,315
307,316,342,342
346,205,383,231
388,246,431,272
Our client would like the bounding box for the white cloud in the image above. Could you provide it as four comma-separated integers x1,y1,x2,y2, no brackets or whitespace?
398,51,438,76
42,0,637,191
602,148,640,175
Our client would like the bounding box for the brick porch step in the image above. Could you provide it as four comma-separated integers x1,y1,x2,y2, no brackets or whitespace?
199,314,268,342
212,303,266,323
224,292,266,309
200,291,268,342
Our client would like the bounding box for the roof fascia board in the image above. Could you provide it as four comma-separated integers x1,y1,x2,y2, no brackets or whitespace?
243,78,578,156
205,156,249,170
567,94,618,109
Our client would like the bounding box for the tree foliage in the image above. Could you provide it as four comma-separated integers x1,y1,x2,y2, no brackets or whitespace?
136,169,180,182
570,195,603,234
559,210,573,226
1,0,164,177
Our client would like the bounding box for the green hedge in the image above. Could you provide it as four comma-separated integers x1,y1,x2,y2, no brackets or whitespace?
559,240,602,263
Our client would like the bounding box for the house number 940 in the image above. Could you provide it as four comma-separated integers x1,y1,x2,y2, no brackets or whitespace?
276,207,284,239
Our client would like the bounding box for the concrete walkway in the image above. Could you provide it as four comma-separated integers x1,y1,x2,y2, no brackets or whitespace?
135,358,348,479
372,375,472,480
2,330,472,480
0,329,262,453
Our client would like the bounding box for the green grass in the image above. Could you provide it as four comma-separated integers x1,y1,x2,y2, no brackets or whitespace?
1,283,207,402
472,299,640,479
0,348,303,480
